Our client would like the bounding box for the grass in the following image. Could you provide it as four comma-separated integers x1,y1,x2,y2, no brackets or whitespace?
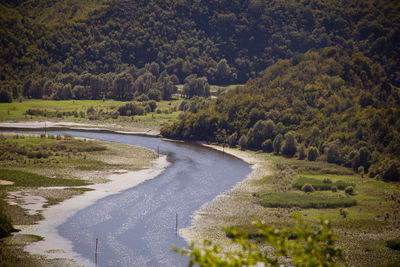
0,169,88,189
222,153,400,266
259,191,357,209
292,176,355,191
0,99,183,131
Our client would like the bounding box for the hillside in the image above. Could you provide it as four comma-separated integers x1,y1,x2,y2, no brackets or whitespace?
1,0,400,100
161,47,400,181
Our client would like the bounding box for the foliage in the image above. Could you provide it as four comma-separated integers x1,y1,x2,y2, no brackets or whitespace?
307,147,319,162
2,0,400,100
0,169,88,189
258,192,356,209
293,177,354,191
344,186,355,196
161,48,400,180
301,183,315,193
174,216,342,267
386,237,400,251
0,199,15,238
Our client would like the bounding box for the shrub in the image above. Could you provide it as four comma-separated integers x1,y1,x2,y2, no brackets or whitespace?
323,178,332,184
261,139,273,152
386,238,400,250
0,200,16,238
345,186,355,195
273,134,283,154
259,192,357,209
331,186,338,192
238,135,248,149
293,177,354,191
301,183,315,193
307,147,319,161
281,131,297,158
298,144,306,160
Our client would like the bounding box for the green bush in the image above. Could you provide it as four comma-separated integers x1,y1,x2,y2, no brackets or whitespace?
323,178,332,184
301,183,315,192
345,186,355,195
0,200,16,238
307,147,319,161
293,177,355,191
386,238,400,250
259,192,357,209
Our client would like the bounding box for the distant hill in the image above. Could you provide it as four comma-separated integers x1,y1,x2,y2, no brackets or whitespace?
161,47,400,181
1,0,399,99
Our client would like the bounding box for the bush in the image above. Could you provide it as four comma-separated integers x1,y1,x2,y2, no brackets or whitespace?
345,186,355,195
307,147,319,161
386,238,400,250
293,177,354,191
323,178,332,184
259,192,357,209
273,134,283,154
261,139,273,152
331,186,338,192
298,144,306,160
281,131,297,158
301,183,315,193
0,200,16,238
238,135,248,149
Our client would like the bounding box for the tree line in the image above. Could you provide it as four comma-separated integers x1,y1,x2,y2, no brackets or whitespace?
1,0,399,100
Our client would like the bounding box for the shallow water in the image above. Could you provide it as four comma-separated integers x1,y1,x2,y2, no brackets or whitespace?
23,131,252,267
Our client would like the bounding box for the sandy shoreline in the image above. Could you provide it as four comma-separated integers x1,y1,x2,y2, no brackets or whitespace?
14,156,169,266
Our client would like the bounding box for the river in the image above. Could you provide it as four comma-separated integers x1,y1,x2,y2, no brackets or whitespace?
19,131,252,266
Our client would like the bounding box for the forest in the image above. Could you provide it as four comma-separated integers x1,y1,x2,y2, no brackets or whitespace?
0,0,399,101
161,47,400,182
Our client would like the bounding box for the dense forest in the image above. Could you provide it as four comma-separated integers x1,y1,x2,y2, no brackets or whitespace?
0,0,400,100
161,47,400,181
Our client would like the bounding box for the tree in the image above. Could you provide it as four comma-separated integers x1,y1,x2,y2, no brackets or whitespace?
182,75,210,98
327,143,340,164
174,216,342,266
215,59,232,85
281,131,297,157
0,90,12,103
261,139,273,153
307,146,319,161
273,134,283,155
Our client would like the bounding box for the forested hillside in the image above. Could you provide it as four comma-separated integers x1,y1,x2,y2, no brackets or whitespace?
161,47,400,181
1,0,399,100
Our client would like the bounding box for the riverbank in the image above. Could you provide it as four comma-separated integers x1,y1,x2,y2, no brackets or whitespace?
0,132,169,266
180,144,400,267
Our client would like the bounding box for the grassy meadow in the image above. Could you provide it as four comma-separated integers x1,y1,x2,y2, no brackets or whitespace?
240,154,400,266
0,98,183,132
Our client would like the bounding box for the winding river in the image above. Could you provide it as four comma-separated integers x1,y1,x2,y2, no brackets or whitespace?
21,131,252,266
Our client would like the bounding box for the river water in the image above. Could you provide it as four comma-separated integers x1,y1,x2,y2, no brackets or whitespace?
22,131,252,266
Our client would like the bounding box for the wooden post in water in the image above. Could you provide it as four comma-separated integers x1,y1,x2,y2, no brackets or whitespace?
157,146,159,157
95,238,98,267
175,213,178,233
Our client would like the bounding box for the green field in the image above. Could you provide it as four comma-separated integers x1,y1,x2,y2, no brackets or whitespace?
0,98,183,131
230,154,400,267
